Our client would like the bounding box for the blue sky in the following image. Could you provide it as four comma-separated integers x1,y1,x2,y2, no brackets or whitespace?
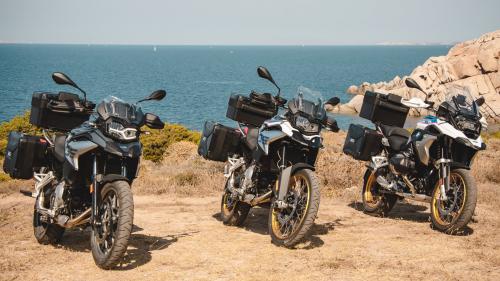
0,0,499,45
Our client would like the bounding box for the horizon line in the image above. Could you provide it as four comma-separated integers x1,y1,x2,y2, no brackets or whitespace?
0,42,454,47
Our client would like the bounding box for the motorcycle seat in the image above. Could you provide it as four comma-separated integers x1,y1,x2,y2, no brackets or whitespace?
244,126,259,151
379,124,410,151
54,135,66,162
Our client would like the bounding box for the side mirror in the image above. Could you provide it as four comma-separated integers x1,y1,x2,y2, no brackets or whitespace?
257,66,281,96
138,89,166,103
405,78,424,92
144,113,164,129
52,72,78,88
475,96,485,107
52,72,87,101
325,97,340,106
257,66,275,84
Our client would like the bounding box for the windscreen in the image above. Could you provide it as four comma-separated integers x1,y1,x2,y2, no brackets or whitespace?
98,96,144,125
293,86,326,120
445,85,479,117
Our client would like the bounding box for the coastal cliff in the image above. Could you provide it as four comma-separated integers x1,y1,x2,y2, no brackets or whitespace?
330,30,500,122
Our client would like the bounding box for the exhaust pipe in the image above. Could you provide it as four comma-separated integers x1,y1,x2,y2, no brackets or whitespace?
250,191,272,206
57,208,91,228
395,192,432,203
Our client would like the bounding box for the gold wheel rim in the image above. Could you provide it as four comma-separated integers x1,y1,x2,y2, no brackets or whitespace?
271,173,311,240
431,172,467,226
364,172,382,208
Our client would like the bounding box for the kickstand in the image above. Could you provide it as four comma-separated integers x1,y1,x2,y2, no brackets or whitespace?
19,190,33,197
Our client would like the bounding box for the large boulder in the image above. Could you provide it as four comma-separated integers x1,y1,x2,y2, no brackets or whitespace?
346,85,358,95
478,39,500,73
337,30,500,123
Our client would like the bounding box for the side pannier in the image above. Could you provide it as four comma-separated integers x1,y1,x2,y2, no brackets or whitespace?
30,92,92,132
3,132,48,179
198,121,242,162
343,124,382,161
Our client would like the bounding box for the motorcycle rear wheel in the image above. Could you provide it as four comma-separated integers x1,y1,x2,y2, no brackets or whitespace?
362,169,397,217
33,202,65,245
220,185,251,226
91,180,134,269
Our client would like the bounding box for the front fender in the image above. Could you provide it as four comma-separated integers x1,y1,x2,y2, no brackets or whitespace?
97,174,131,185
277,163,315,201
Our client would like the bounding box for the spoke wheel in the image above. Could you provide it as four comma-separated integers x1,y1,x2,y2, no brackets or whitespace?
430,169,476,234
361,169,397,217
220,183,250,226
269,169,320,247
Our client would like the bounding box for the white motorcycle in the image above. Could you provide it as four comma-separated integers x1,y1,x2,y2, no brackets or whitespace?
343,77,487,233
199,67,340,246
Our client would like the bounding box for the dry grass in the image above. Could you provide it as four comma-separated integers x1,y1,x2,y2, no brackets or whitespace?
132,132,366,198
133,141,225,196
472,137,500,184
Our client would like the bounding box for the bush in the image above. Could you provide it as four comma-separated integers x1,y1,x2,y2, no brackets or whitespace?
141,124,200,162
0,111,41,158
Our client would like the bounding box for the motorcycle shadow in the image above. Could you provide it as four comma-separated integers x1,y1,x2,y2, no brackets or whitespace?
348,201,430,223
213,208,340,250
58,225,197,270
347,201,475,236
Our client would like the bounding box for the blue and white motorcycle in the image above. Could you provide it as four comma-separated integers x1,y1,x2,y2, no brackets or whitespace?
360,77,487,233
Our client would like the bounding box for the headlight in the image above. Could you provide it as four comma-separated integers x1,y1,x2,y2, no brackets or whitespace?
294,115,320,134
454,116,481,139
107,121,138,141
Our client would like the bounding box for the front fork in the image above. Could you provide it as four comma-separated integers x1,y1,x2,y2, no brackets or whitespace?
91,155,128,225
91,154,99,226
437,145,452,201
275,146,290,209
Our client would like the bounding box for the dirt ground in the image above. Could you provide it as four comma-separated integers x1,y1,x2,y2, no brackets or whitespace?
0,182,499,281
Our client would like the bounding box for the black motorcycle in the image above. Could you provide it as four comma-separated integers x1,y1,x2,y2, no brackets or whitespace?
198,67,340,247
3,72,165,268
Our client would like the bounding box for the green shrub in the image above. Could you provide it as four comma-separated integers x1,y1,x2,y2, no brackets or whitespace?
141,124,200,162
0,111,41,158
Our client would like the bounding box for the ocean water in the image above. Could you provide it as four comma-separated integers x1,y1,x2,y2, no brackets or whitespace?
0,44,450,131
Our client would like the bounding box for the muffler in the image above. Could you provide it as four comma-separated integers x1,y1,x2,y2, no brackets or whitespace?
243,191,272,206
395,192,432,203
56,208,91,228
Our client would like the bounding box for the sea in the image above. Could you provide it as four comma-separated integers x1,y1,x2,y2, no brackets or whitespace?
0,44,450,131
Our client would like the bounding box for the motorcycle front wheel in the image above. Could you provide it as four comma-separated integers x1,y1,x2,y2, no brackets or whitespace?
430,169,477,234
269,169,320,247
91,180,134,269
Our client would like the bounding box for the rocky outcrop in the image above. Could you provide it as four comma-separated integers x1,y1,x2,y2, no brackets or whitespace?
334,30,500,122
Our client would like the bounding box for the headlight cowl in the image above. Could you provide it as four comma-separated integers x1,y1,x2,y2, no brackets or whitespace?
294,115,320,134
107,120,138,141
